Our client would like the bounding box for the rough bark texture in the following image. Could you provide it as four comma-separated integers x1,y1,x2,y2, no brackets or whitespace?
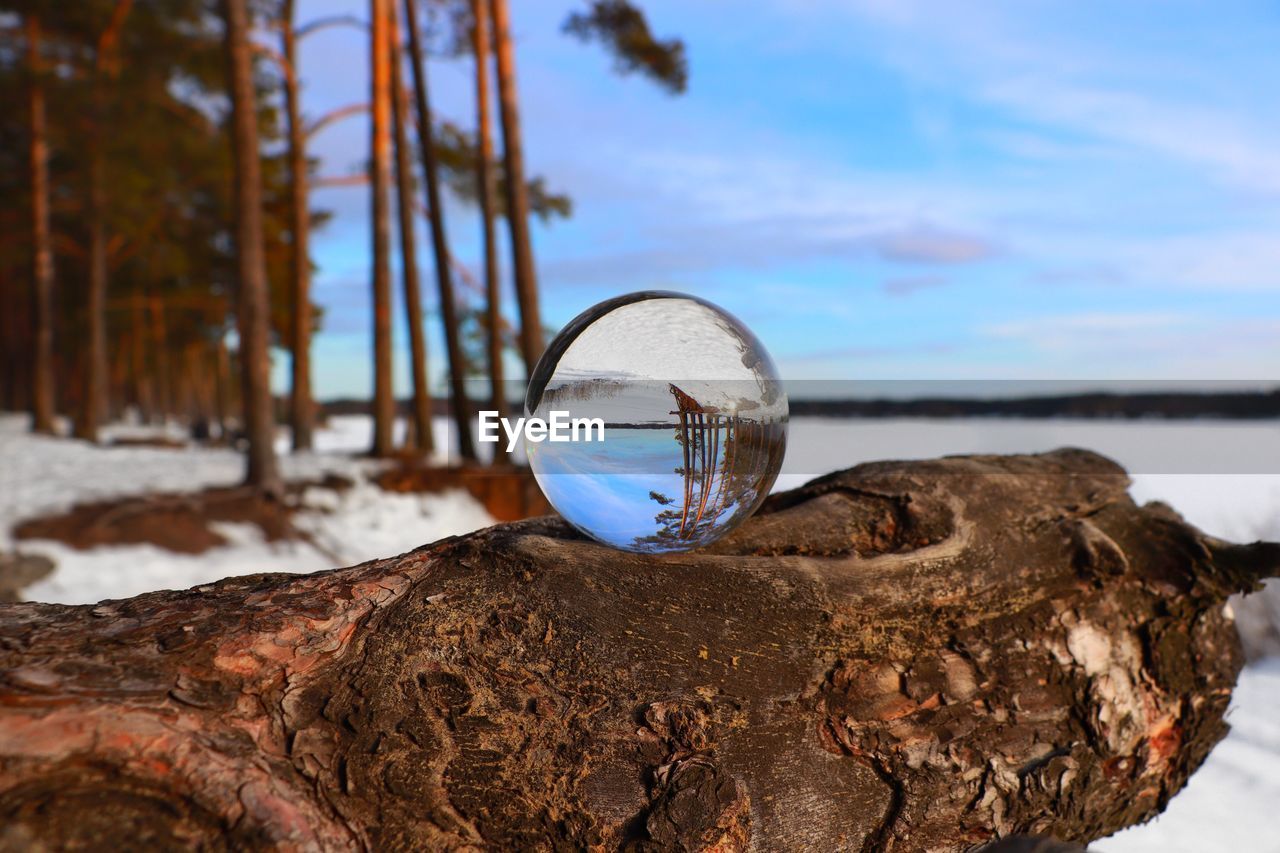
1,450,1276,851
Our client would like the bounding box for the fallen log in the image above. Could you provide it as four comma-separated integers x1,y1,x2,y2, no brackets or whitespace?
1,449,1276,851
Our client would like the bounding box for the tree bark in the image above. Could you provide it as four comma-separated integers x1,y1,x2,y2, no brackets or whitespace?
282,0,316,453
149,296,172,423
0,267,26,413
489,0,544,379
402,0,476,462
369,0,396,459
215,336,232,438
75,137,109,443
26,13,56,435
129,290,152,421
389,5,434,456
1,450,1276,850
75,0,134,444
472,0,508,435
221,0,283,496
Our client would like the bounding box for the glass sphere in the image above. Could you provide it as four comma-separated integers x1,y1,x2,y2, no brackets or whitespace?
525,291,787,553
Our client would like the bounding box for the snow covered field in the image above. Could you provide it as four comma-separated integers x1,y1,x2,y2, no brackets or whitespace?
1,411,1278,849
0,413,494,603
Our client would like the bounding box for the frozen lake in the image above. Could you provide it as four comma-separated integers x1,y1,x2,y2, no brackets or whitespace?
780,417,1280,544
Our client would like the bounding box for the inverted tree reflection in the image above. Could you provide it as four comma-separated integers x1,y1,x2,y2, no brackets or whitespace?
637,383,784,549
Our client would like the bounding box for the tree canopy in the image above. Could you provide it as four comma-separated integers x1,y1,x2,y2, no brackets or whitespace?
563,0,687,94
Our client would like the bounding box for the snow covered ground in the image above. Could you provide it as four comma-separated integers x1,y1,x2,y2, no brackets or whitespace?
0,413,494,603
1,411,1278,849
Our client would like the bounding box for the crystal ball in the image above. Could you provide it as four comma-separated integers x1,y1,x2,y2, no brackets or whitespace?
525,291,788,553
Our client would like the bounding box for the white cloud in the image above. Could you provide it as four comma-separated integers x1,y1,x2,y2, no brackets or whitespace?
827,0,1280,195
983,78,1280,194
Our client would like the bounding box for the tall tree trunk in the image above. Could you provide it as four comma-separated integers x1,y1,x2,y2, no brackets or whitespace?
389,5,434,456
75,0,133,443
0,265,30,414
26,14,55,435
186,352,198,427
281,0,315,453
214,336,231,439
402,0,476,462
473,0,508,447
221,0,283,496
109,332,128,422
369,0,396,458
129,290,151,421
0,451,1276,849
0,270,11,411
75,140,108,442
150,297,171,423
187,343,212,428
489,0,543,378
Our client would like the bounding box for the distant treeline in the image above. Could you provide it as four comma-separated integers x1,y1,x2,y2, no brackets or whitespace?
320,389,1280,420
788,390,1280,420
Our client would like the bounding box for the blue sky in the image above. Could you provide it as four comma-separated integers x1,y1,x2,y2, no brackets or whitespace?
287,0,1280,398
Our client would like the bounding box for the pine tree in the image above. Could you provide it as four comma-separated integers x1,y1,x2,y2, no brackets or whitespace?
390,2,434,455
402,0,476,462
222,0,282,495
472,0,507,439
369,0,395,458
25,12,55,434
280,0,315,452
488,0,542,378
75,0,134,443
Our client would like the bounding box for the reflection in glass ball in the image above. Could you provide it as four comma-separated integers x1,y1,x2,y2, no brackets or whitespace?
525,291,788,553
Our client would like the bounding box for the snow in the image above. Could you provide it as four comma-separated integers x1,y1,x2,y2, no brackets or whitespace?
2,411,1279,849
0,413,495,603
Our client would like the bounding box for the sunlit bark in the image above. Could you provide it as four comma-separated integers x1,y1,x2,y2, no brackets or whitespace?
389,4,434,455
369,0,396,458
489,0,543,378
221,0,282,495
402,0,476,461
282,0,315,452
